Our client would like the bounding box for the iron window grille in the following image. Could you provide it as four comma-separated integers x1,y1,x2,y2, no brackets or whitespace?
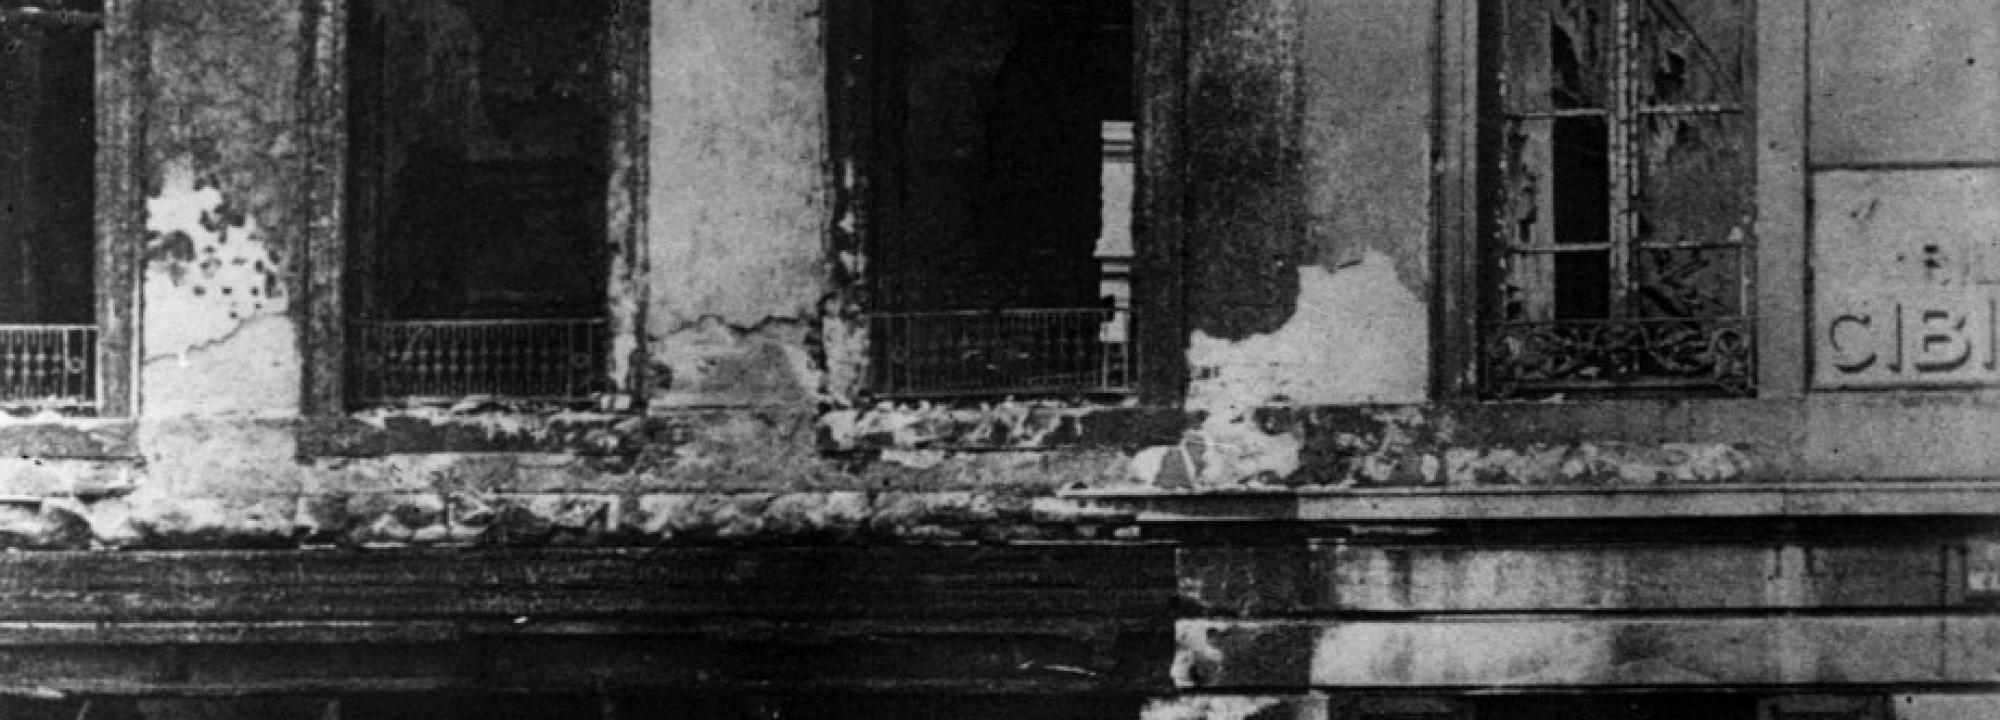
350,317,606,406
866,306,1135,399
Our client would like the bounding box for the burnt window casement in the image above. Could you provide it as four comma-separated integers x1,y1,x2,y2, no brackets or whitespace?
1323,694,1884,720
853,0,1143,400
343,0,615,407
0,0,123,414
1477,0,1756,398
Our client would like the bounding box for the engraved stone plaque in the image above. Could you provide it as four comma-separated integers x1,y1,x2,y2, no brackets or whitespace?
1813,169,2000,388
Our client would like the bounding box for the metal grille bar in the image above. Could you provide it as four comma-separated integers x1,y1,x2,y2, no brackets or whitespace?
867,307,1134,398
0,323,96,409
351,318,606,405
1482,315,1753,398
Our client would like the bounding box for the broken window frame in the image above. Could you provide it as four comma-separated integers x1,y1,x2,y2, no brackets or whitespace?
1472,0,1758,399
827,0,1189,407
308,0,650,414
0,0,141,417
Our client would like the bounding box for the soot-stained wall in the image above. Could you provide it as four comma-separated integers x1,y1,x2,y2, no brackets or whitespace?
8,0,2000,543
1179,0,1430,414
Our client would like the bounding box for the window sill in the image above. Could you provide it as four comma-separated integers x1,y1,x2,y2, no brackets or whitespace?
0,417,138,461
298,407,647,458
819,401,1185,452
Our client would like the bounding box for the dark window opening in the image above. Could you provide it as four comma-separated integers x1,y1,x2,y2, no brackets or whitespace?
0,1,99,410
1480,0,1756,399
866,0,1138,400
1477,694,1761,720
345,0,612,407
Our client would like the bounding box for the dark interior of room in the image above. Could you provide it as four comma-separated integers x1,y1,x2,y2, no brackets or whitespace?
0,7,97,325
875,0,1133,313
346,0,610,321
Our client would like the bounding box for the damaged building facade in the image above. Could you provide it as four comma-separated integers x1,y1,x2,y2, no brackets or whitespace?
0,0,1997,717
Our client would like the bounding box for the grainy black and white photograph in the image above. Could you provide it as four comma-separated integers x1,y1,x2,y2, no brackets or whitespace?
0,0,1994,717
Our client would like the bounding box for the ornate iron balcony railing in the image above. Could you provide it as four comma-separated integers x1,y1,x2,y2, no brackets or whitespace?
0,323,96,410
1481,315,1755,398
351,318,606,406
867,307,1134,398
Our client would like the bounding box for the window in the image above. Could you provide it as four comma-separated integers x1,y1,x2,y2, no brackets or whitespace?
859,0,1140,400
0,1,100,413
1477,0,1756,398
1478,694,1762,720
344,0,614,407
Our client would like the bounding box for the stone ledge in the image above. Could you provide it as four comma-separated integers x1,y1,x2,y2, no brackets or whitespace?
0,491,1144,550
1066,481,2000,522
0,420,139,461
1176,615,2000,689
0,546,1179,623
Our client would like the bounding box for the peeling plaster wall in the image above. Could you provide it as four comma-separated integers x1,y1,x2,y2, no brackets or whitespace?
139,0,305,418
647,0,827,288
1179,0,1430,415
647,0,828,404
1166,0,1435,484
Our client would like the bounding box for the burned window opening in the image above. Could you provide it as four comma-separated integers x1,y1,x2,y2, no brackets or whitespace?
864,0,1139,401
1476,693,1765,720
344,0,614,408
1481,0,1755,399
0,1,100,412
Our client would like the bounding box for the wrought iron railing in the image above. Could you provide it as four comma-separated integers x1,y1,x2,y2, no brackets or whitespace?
351,318,606,405
0,323,96,409
1481,316,1754,398
867,307,1134,398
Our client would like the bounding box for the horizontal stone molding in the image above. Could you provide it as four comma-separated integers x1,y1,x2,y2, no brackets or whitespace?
1176,615,2000,689
0,547,1177,623
1071,482,2000,522
1179,542,1954,615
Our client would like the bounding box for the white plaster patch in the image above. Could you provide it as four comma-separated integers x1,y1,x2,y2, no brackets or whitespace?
1309,621,1614,686
819,310,869,404
1167,252,1430,485
1186,251,1428,408
140,163,299,417
141,316,301,417
1141,696,1287,720
1892,695,2000,720
879,448,947,470
650,317,820,406
1129,445,1171,484
143,163,289,361
605,251,640,397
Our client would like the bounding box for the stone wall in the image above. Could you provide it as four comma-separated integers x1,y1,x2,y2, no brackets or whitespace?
0,0,1997,544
